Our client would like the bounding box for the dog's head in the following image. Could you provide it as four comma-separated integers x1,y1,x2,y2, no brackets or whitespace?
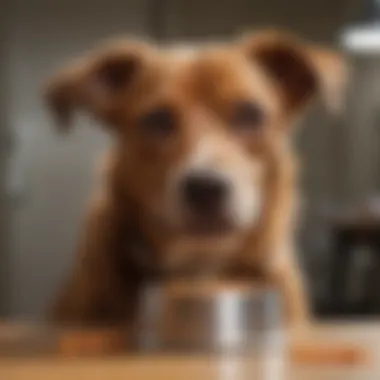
45,30,347,269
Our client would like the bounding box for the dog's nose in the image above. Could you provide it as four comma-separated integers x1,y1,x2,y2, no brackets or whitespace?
182,172,229,214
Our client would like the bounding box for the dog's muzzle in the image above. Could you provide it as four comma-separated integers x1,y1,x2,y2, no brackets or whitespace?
179,170,233,234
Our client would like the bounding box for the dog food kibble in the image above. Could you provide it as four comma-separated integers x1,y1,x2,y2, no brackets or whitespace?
58,329,125,356
291,342,371,366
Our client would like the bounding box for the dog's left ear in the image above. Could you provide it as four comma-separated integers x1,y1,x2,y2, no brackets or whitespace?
241,30,349,116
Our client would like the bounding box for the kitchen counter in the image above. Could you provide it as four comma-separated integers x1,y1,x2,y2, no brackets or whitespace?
0,322,379,379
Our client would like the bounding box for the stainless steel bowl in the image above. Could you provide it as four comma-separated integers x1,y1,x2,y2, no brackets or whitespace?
136,280,285,354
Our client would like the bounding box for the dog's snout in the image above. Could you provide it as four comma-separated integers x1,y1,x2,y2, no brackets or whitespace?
182,172,229,214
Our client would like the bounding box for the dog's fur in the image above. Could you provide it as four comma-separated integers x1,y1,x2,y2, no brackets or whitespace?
45,29,347,329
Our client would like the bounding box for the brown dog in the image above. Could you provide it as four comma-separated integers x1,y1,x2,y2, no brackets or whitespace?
45,29,347,331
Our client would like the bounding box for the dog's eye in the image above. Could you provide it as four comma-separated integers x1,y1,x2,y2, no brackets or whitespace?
231,101,265,131
139,107,177,137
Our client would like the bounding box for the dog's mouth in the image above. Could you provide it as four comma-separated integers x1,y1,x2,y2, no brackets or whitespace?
184,217,235,237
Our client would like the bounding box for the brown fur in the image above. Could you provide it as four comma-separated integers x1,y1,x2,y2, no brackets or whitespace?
45,29,347,328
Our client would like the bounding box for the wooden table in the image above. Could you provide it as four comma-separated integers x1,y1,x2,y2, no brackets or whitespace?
0,322,379,379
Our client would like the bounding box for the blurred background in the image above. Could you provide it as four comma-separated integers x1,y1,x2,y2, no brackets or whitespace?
0,0,379,321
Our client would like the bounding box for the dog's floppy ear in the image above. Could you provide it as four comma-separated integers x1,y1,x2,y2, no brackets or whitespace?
44,40,152,133
241,29,348,116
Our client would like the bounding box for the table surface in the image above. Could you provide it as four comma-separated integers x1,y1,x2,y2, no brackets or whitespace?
0,322,379,380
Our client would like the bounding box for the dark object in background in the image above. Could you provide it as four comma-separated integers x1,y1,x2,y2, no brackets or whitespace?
327,200,380,317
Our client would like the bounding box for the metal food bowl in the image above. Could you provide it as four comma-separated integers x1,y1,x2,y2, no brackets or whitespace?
136,280,285,354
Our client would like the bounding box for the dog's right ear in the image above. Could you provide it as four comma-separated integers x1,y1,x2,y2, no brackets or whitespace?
44,40,152,133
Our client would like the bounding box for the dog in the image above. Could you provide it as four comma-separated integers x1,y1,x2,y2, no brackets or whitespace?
44,29,347,333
